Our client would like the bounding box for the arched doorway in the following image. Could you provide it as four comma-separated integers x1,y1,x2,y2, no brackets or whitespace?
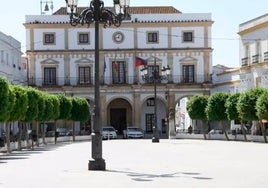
175,97,191,133
141,97,167,135
107,98,132,134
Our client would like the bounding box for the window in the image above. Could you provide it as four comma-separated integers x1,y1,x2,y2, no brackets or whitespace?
44,67,56,85
182,65,195,83
146,98,155,106
183,32,193,42
6,54,9,65
78,67,91,85
112,61,126,84
147,32,158,43
0,50,3,62
78,33,89,44
145,114,155,133
44,33,55,44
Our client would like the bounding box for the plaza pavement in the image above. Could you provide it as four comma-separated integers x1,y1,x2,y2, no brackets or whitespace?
0,139,268,188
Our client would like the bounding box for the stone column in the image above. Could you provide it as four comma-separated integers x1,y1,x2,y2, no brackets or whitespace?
133,89,141,128
168,107,176,138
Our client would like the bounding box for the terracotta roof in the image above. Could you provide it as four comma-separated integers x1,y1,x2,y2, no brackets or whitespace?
53,6,181,15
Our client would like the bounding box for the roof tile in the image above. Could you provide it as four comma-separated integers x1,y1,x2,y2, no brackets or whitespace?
53,6,181,15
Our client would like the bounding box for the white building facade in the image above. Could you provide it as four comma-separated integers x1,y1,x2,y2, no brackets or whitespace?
238,13,268,92
24,6,213,136
0,32,26,85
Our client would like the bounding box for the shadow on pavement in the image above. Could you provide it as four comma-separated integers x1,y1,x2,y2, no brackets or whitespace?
0,142,72,164
107,169,213,182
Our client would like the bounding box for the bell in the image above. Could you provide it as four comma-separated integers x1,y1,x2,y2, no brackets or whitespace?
44,3,49,11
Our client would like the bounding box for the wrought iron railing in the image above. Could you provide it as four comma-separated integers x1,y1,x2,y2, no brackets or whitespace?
252,54,260,64
241,57,249,66
264,52,268,61
28,74,212,87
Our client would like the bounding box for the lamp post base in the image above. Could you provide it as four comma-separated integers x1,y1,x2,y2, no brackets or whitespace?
88,158,106,171
152,137,160,143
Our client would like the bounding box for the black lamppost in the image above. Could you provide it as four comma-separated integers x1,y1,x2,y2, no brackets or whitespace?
140,58,170,143
65,0,130,171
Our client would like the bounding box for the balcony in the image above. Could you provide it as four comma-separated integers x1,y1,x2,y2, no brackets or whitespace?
241,57,249,66
28,74,212,87
264,52,268,61
252,54,260,64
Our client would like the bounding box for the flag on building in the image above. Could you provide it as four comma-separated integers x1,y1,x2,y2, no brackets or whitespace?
135,57,147,67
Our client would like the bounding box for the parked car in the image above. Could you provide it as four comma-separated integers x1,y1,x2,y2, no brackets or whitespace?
56,128,71,136
123,127,144,139
102,126,117,140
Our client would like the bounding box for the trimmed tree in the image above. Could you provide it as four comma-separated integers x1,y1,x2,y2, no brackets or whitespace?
24,87,40,148
4,85,16,153
56,94,72,142
49,95,60,144
256,90,268,143
70,97,90,141
225,93,247,141
35,91,46,147
8,85,28,150
237,88,266,142
186,95,208,139
206,92,230,140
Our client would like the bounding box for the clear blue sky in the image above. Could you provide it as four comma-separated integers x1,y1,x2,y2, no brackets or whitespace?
1,0,267,67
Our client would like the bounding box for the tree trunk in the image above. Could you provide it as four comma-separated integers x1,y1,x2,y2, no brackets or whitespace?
201,120,207,140
220,121,229,141
72,121,75,142
17,123,22,151
5,123,11,153
261,122,267,143
240,121,247,142
54,121,57,144
42,122,46,144
36,122,39,147
26,123,31,149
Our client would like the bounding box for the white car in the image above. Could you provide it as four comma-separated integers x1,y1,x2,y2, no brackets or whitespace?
123,127,144,139
102,127,117,139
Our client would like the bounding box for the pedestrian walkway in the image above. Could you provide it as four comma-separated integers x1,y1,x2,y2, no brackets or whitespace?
0,139,268,188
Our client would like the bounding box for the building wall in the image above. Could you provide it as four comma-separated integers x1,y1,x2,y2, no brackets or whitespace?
238,13,268,92
0,31,26,85
24,7,213,134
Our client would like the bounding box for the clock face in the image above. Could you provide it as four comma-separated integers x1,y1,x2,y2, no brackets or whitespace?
113,32,124,43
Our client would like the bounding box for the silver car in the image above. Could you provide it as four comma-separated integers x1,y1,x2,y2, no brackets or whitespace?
123,127,144,139
102,127,117,140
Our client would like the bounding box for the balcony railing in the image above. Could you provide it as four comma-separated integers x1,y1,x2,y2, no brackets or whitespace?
28,74,212,87
252,54,260,64
241,57,249,66
264,52,268,61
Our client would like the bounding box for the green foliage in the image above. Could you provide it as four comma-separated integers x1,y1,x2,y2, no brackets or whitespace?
50,95,60,120
186,95,208,120
0,77,10,122
70,97,90,122
256,90,268,120
206,92,229,121
225,93,240,120
9,85,28,122
42,95,55,121
57,94,72,120
237,88,266,121
4,86,16,122
24,87,39,122
36,92,46,121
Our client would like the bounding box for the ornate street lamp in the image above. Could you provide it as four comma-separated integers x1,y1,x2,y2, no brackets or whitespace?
140,58,170,143
65,0,130,171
